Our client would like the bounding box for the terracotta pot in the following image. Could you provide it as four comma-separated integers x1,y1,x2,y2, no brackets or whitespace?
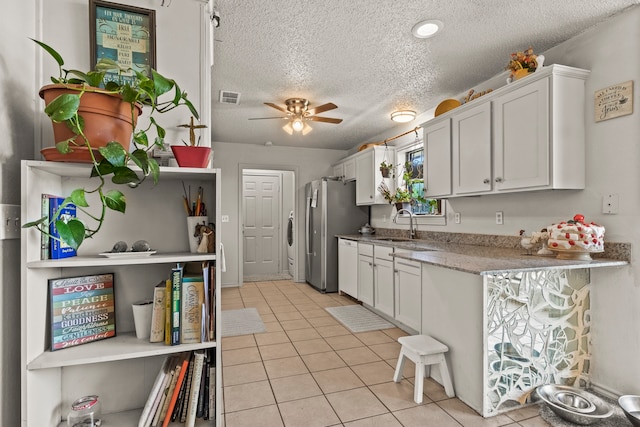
39,84,142,155
171,146,212,168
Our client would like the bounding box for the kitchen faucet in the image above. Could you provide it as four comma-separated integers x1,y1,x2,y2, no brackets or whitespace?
395,208,416,239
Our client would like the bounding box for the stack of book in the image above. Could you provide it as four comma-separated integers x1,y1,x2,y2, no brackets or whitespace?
149,262,216,345
138,349,216,427
41,193,77,260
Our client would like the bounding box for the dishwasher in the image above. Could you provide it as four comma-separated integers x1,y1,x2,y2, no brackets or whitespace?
338,238,358,298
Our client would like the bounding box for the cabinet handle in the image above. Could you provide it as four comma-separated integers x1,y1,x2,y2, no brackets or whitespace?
483,179,490,184
370,195,373,199
495,177,503,183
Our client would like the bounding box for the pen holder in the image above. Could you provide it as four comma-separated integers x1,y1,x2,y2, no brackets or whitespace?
186,216,209,253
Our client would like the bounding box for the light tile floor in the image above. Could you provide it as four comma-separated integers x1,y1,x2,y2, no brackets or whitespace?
221,280,553,427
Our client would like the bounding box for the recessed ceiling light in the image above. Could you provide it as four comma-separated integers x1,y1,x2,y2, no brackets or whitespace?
412,19,443,39
390,110,416,123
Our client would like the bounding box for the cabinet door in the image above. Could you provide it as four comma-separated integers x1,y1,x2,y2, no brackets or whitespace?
374,257,394,318
338,239,358,298
355,150,375,205
358,254,374,306
452,102,492,194
394,259,422,332
494,77,550,191
344,158,356,181
333,163,345,181
423,119,452,197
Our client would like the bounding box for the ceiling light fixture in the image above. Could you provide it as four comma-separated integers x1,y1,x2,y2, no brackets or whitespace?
391,110,416,123
411,19,443,38
292,117,304,132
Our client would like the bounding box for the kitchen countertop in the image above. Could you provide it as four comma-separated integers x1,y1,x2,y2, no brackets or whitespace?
337,234,629,275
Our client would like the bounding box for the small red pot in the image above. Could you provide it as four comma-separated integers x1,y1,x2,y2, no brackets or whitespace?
171,146,212,168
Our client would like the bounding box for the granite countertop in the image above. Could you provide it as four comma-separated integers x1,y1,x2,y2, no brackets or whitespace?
337,234,629,275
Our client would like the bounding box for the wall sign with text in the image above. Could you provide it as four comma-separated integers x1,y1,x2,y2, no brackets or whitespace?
594,80,633,122
89,0,156,85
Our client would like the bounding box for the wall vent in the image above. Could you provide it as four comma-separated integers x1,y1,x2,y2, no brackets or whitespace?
219,90,241,105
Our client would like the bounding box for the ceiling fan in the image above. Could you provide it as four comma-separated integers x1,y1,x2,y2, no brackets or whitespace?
249,98,343,135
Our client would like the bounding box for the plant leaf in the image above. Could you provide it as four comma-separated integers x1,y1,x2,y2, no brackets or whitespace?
111,167,140,185
151,69,174,98
45,94,80,122
55,138,74,154
31,38,64,67
99,142,128,167
133,130,149,147
85,71,105,88
56,218,85,251
69,188,89,208
148,158,160,184
181,95,199,120
104,190,126,213
130,149,150,173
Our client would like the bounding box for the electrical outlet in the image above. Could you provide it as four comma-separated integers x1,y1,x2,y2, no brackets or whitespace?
221,215,230,223
496,211,504,225
0,204,21,240
454,212,461,224
602,193,619,214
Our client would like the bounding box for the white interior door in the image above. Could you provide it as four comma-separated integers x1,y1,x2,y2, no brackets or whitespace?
243,174,281,277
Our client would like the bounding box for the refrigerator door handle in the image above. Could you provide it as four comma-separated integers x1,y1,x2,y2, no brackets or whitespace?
305,195,312,255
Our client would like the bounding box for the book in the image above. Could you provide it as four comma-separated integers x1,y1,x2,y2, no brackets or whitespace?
178,352,196,422
40,194,53,260
196,350,209,418
162,354,190,427
151,360,176,427
150,281,166,343
48,196,77,259
49,273,116,351
185,351,205,427
170,265,183,345
180,274,204,344
145,363,173,427
164,279,171,345
138,356,172,427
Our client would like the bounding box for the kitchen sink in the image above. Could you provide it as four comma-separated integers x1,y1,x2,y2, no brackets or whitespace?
373,237,413,242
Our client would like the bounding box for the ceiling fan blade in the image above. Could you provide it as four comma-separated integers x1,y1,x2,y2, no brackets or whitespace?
308,116,343,124
248,116,287,120
265,102,288,113
306,102,337,116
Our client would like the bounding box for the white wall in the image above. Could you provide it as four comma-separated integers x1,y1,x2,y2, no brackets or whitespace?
212,141,346,285
369,6,640,396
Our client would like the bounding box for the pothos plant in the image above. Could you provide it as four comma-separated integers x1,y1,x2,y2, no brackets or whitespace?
23,39,199,251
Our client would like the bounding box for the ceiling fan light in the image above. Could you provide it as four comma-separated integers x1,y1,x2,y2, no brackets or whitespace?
391,110,416,123
302,122,313,135
412,19,443,38
292,118,304,132
282,122,294,135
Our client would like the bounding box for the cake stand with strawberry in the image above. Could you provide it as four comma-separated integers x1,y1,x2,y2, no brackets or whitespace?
547,214,605,260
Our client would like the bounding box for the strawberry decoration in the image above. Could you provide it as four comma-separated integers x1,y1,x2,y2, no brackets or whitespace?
569,240,575,246
573,214,585,223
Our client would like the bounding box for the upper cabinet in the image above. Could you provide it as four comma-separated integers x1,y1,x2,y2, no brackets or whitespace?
356,145,393,205
422,64,589,198
423,119,452,198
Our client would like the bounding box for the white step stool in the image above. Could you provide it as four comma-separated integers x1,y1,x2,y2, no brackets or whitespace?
393,335,455,403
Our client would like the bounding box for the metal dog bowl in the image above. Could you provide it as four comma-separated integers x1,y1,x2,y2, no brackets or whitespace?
619,395,640,427
536,385,613,425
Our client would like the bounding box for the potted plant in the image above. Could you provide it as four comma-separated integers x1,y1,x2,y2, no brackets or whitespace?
171,116,211,168
392,188,411,211
379,160,394,178
505,46,544,81
23,39,199,251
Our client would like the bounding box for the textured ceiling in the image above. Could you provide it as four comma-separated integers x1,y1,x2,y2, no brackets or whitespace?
211,0,639,151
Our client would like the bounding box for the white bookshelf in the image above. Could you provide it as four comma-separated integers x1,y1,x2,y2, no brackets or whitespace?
21,160,222,427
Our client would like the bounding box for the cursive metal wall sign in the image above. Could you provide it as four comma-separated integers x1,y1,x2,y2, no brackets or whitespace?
594,80,633,122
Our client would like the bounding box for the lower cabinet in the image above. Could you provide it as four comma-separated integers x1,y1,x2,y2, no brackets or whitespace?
338,238,358,298
357,243,374,306
373,246,394,318
394,258,422,332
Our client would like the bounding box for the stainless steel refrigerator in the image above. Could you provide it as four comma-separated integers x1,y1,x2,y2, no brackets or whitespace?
305,177,369,292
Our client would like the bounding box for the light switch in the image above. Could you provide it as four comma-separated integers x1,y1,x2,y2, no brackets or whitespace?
0,204,21,240
221,215,230,222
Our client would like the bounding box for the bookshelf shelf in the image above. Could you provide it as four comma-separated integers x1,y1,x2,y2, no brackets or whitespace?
21,160,222,427
28,332,218,370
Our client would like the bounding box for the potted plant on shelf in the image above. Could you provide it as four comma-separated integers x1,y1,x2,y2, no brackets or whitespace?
23,39,199,251
171,116,211,168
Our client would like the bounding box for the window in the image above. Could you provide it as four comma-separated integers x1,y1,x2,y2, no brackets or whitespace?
396,142,443,216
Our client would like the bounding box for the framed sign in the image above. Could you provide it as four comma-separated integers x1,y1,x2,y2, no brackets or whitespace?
89,0,156,84
49,273,116,351
594,80,633,122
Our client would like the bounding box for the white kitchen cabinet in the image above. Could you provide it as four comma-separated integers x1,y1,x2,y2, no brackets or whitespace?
355,146,393,205
343,158,356,181
394,258,422,332
21,161,222,427
373,245,394,318
452,101,492,195
332,162,345,181
423,118,452,198
357,243,374,306
338,238,358,299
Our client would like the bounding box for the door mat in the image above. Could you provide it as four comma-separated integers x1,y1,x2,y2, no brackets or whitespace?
221,307,266,337
325,305,394,333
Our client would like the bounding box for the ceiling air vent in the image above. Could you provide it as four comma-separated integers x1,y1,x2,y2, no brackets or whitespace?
219,90,240,105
